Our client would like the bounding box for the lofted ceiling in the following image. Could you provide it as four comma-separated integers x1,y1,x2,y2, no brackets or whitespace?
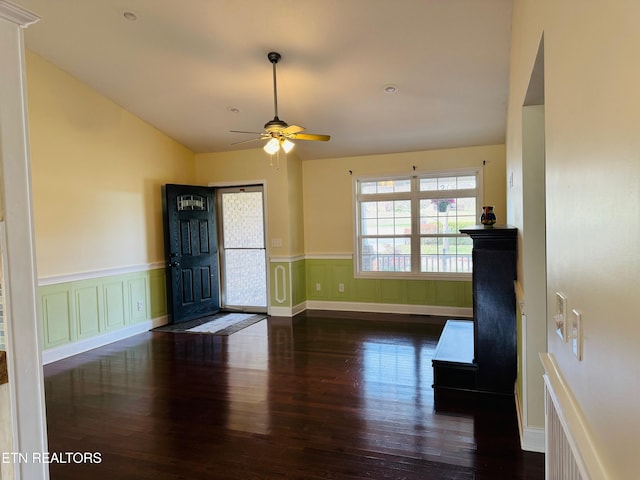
13,0,514,160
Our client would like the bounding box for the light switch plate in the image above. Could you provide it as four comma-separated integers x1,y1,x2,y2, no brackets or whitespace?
571,309,582,360
555,292,568,342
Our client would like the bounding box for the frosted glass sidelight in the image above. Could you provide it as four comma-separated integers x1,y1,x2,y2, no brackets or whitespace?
224,250,267,307
221,190,267,308
222,192,264,248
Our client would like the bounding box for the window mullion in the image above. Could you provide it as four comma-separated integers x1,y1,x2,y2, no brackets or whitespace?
411,176,420,274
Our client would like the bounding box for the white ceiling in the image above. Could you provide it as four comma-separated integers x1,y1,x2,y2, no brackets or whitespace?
14,0,514,160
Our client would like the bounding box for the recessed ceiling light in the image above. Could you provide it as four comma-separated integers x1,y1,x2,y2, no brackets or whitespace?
121,10,138,21
384,84,398,94
227,107,240,114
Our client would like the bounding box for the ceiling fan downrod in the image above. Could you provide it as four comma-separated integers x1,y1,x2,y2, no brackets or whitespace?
265,52,287,131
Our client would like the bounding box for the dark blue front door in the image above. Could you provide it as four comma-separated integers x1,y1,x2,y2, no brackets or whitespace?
164,184,220,323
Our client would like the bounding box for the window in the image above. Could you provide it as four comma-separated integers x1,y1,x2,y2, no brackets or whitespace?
355,170,480,279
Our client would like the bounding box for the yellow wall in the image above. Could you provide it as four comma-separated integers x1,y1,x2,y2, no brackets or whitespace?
286,154,305,256
303,145,506,254
195,149,303,257
508,0,640,476
26,51,196,278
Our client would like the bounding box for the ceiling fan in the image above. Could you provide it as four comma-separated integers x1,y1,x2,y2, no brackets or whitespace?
231,52,330,155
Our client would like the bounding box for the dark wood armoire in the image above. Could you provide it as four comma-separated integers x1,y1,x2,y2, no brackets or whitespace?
432,225,517,397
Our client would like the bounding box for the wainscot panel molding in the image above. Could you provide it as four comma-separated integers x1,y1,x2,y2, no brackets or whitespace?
38,261,165,286
75,285,101,339
269,257,306,312
39,268,168,360
540,352,612,480
41,284,74,348
541,353,609,479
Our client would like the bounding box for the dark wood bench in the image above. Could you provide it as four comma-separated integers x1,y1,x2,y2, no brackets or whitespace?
432,319,477,393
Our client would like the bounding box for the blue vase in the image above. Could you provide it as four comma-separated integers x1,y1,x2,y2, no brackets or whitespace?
480,206,496,227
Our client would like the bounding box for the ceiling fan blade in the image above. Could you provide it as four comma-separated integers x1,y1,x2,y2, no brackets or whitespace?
282,124,305,135
237,53,332,147
230,137,263,146
288,132,331,142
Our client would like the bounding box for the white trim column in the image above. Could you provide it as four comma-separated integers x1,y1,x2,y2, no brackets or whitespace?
0,2,48,479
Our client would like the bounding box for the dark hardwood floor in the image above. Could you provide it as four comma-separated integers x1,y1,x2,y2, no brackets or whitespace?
44,312,544,479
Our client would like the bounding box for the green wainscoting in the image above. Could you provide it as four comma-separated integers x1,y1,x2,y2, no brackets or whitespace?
39,268,166,350
269,261,292,308
305,258,472,308
291,258,306,307
267,258,308,310
40,261,469,350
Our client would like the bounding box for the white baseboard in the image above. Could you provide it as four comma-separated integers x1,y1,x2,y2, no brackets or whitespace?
268,301,471,318
305,301,472,318
291,302,306,316
515,382,546,453
521,426,545,453
269,302,308,316
42,316,168,365
269,306,293,317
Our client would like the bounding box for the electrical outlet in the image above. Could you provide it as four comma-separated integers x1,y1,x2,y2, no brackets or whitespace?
338,283,345,293
316,283,321,291
555,292,567,342
571,309,582,360
137,300,144,312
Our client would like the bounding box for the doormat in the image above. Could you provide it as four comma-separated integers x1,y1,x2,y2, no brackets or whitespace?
153,312,267,336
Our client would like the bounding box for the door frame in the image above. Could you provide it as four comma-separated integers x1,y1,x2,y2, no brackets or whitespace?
208,180,271,314
216,185,268,313
0,4,50,479
163,184,220,323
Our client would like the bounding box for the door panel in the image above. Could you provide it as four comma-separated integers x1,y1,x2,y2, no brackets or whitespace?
218,187,267,312
164,184,220,323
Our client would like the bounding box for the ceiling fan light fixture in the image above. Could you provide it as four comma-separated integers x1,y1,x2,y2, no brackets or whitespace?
282,139,295,153
230,51,330,160
264,137,280,154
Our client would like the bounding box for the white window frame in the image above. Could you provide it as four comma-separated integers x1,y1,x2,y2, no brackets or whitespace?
353,167,483,281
